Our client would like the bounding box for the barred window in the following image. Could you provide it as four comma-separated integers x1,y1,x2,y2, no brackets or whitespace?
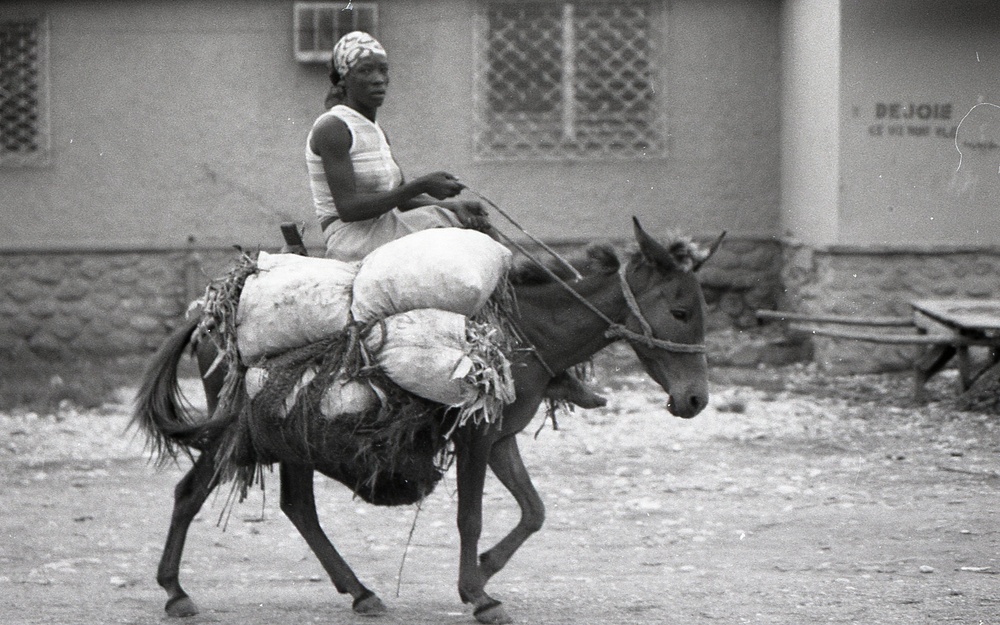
293,2,378,63
475,1,664,161
0,15,48,167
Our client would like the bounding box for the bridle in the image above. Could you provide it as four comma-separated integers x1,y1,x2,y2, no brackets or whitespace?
460,186,707,372
512,252,708,380
605,263,706,354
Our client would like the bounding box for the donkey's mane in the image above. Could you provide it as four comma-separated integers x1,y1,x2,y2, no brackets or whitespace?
640,233,710,274
509,234,707,286
509,243,620,286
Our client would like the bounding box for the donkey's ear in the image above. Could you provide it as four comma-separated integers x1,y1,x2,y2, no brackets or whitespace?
632,216,679,270
692,231,726,272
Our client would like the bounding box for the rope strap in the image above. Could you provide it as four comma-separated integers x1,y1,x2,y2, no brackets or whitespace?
466,185,706,356
604,324,707,353
462,187,583,280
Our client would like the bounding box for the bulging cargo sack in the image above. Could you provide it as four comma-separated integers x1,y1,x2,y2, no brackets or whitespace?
236,251,360,364
365,308,515,413
245,365,379,419
351,228,512,323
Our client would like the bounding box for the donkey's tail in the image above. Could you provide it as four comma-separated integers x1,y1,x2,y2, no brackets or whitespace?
130,317,220,462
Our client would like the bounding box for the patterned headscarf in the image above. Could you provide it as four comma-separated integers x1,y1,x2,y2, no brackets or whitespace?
331,31,386,79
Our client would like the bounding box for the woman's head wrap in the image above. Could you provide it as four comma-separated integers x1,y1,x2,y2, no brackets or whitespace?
331,31,386,79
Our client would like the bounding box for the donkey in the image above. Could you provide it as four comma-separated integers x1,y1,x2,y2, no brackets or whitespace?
132,217,716,624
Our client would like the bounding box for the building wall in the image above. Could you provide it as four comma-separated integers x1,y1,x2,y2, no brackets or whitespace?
1,0,782,252
779,0,840,247
2,0,322,251
382,0,783,242
781,0,1000,250
839,0,1000,246
0,246,238,361
775,0,1000,372
782,242,1000,373
1,0,784,362
0,234,780,362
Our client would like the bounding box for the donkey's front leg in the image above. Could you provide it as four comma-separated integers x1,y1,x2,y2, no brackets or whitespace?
454,428,512,625
478,434,544,582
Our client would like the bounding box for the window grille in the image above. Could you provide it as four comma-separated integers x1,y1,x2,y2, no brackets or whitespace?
0,15,48,167
293,2,378,63
475,1,664,161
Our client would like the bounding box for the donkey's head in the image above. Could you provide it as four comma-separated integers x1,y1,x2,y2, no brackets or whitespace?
621,217,720,418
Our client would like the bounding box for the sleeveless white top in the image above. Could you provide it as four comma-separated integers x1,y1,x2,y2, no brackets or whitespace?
306,104,404,221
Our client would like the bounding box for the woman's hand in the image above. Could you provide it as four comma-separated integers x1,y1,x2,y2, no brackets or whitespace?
417,172,464,200
446,200,492,232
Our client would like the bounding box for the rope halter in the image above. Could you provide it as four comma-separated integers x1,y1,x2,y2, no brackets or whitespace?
604,264,707,354
463,185,707,357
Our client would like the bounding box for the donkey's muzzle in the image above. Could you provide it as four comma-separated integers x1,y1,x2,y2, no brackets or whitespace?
667,391,707,419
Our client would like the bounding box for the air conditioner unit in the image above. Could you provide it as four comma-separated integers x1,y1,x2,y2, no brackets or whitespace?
293,2,378,64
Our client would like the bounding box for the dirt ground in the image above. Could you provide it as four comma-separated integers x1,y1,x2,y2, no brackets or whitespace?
1,342,998,625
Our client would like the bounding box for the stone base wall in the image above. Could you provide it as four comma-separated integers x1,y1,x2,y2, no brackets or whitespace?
697,237,783,331
780,243,1000,373
0,236,784,364
0,248,243,363
8,240,994,373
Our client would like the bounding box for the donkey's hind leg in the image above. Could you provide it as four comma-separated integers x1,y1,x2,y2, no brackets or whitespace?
278,463,387,615
157,451,219,617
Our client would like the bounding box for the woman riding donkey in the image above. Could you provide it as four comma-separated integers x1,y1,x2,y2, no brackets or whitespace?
307,31,605,409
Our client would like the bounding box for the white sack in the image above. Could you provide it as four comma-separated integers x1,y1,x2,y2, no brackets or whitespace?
351,228,512,323
245,366,379,419
366,309,478,406
244,367,269,400
319,376,380,418
236,251,359,364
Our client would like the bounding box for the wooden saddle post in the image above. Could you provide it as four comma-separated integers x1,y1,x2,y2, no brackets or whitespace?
280,222,308,256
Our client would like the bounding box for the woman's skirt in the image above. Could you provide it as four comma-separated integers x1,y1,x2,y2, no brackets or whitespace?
322,205,464,262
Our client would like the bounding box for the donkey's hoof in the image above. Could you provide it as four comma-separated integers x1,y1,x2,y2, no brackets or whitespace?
352,591,387,616
474,599,512,624
164,595,199,618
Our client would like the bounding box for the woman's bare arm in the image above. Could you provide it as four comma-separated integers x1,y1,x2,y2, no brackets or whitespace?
311,116,462,223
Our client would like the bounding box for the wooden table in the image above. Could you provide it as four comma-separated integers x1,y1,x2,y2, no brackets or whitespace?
910,299,1000,397
757,300,1000,402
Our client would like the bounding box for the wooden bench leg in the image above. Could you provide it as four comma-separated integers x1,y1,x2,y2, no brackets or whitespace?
957,345,973,391
913,344,956,403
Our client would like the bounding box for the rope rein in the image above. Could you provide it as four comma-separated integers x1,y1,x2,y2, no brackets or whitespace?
465,187,706,356
462,187,583,281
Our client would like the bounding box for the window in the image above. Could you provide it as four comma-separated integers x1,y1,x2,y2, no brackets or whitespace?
293,2,378,63
475,1,664,161
0,15,49,167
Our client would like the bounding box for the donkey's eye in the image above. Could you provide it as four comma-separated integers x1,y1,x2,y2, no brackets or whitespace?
671,309,689,322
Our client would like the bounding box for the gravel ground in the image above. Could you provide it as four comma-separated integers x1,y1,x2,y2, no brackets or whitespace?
1,339,998,624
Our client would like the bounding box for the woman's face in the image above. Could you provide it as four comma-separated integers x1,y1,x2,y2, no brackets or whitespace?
345,54,389,110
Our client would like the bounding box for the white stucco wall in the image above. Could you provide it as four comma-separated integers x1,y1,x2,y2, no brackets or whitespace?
1,0,325,250
0,0,782,252
779,0,841,247
839,0,1000,247
383,0,782,243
